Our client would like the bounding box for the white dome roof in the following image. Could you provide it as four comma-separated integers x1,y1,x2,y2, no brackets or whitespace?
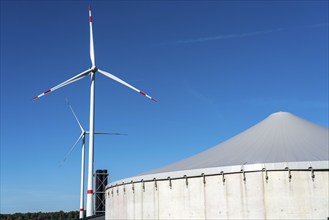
145,112,329,175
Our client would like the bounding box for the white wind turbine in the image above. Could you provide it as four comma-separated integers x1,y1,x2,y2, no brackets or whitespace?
62,100,125,219
33,5,156,217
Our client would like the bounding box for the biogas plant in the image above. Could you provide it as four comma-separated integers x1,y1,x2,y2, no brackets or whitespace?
105,112,329,220
32,4,328,219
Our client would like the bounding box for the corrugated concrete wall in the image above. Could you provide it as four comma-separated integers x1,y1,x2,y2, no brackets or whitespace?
105,170,329,219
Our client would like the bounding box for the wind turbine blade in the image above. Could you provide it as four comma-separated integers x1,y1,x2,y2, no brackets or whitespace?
95,132,127,135
66,98,85,132
87,131,127,135
89,5,95,67
33,69,91,100
60,132,84,166
98,69,157,102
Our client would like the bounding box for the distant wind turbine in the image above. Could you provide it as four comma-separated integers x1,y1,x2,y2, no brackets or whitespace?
62,99,125,219
33,5,156,217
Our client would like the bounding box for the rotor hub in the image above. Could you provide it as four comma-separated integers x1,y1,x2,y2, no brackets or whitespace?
91,66,98,73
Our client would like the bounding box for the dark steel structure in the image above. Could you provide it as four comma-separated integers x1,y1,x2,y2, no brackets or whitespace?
95,170,108,215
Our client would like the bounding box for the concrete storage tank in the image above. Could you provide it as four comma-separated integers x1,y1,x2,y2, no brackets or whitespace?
105,112,329,219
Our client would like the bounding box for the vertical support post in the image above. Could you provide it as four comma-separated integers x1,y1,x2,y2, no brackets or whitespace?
221,171,225,184
154,178,157,190
202,173,206,185
132,181,135,193
168,177,172,189
142,179,145,192
184,175,188,188
263,168,269,183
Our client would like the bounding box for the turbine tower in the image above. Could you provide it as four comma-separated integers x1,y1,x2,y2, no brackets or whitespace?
33,5,156,217
62,100,125,218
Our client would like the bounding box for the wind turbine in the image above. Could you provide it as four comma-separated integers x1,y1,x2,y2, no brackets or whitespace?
33,5,156,217
61,99,125,218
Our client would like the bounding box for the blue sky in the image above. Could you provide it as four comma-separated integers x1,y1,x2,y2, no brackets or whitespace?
1,0,328,214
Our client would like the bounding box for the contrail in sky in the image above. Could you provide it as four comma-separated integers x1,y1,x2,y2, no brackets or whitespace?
161,23,328,45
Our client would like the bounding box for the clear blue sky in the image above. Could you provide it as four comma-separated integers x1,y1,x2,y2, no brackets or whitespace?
1,0,328,214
